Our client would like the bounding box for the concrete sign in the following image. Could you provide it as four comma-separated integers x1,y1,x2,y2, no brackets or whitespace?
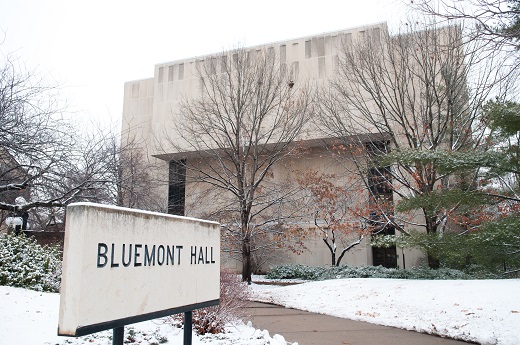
58,203,220,337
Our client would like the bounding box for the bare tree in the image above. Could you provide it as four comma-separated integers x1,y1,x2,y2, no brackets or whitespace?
78,125,165,212
317,23,500,268
0,48,166,233
163,47,313,282
411,0,520,82
111,134,165,211
411,0,520,47
0,53,103,226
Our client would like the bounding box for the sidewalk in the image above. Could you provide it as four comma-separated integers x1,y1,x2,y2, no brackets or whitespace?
246,302,472,345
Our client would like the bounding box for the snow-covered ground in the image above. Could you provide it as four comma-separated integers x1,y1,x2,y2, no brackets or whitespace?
1,278,519,345
250,278,520,345
0,286,292,345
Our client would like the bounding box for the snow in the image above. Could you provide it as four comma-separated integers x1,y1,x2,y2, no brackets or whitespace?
2,278,520,344
251,274,308,284
0,286,296,345
67,202,220,226
250,278,520,345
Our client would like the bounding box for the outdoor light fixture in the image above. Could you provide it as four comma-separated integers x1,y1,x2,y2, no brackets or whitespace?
5,216,23,227
5,197,30,233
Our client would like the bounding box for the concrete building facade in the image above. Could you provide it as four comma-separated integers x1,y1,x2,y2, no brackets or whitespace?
121,22,425,272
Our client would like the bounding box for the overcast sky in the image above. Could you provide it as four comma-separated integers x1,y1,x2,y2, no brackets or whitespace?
0,0,409,127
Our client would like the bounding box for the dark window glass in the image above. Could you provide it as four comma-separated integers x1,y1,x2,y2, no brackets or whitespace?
368,166,392,195
168,160,186,216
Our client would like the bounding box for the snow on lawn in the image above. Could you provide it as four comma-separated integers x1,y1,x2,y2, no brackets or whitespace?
250,278,520,345
3,279,519,345
0,286,294,345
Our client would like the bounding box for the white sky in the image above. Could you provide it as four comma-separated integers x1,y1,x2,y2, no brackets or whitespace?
0,0,410,127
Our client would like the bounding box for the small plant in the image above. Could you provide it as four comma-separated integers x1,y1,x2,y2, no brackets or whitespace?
125,328,136,343
156,334,168,344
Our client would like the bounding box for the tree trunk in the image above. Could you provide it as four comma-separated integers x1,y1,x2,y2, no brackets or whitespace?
242,238,252,284
425,213,440,269
323,238,335,267
427,252,440,269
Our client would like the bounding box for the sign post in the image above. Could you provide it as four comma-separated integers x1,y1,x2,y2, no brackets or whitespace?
58,203,220,344
184,311,192,345
113,327,124,345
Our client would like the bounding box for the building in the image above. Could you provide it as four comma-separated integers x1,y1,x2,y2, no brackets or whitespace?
0,148,31,233
121,22,441,272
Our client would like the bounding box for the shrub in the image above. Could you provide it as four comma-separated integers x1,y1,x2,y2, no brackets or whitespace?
266,264,323,280
169,270,251,335
265,264,489,281
0,233,62,292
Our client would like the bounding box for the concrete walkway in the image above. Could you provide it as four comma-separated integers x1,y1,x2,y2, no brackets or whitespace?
246,302,472,345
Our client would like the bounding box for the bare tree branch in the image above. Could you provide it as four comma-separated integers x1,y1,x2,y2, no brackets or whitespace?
316,22,501,268
160,46,313,282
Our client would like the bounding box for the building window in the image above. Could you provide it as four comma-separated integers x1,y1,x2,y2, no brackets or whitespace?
291,61,299,80
158,67,164,83
317,37,325,57
366,140,389,156
372,226,397,268
221,56,227,73
168,65,174,82
344,33,352,47
366,141,397,268
368,166,392,195
168,160,186,216
305,40,311,58
208,58,217,75
331,35,338,51
280,45,286,64
372,28,381,45
267,46,275,62
178,63,184,80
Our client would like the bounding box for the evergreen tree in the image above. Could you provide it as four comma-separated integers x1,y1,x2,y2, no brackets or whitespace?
374,100,520,274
